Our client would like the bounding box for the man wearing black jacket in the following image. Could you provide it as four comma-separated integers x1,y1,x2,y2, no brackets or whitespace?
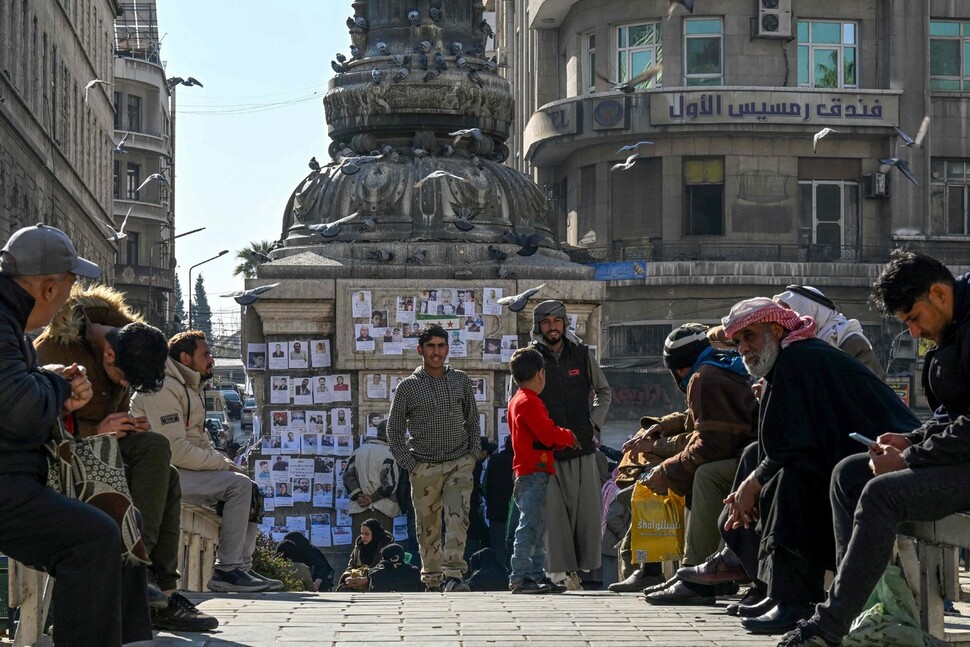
484,436,514,566
0,224,124,646
781,251,970,647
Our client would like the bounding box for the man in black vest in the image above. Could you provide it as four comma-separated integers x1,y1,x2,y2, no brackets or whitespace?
529,300,612,589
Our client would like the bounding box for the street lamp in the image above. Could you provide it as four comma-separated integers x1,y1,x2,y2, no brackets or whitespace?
188,249,228,330
148,226,206,328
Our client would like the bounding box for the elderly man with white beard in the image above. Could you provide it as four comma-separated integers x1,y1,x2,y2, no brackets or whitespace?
675,298,918,636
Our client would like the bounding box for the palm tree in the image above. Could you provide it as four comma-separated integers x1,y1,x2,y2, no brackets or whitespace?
233,240,272,279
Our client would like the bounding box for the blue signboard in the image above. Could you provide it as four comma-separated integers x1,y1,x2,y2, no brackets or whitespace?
592,260,647,281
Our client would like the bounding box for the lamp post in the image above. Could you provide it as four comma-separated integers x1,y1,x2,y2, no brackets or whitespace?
148,226,205,328
188,249,228,330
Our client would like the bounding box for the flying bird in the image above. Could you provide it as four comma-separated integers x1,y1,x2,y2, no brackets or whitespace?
306,212,360,238
616,141,654,155
813,127,839,153
219,283,280,306
84,79,111,102
114,131,130,154
497,284,547,313
135,173,168,193
95,205,133,242
487,244,508,261
880,157,920,187
309,156,321,171
611,154,639,172
429,6,443,22
405,249,428,264
166,76,184,88
368,248,394,263
453,209,478,232
502,229,543,256
667,0,695,18
450,128,483,145
414,170,469,189
439,144,456,157
596,62,663,94
183,77,203,87
408,10,421,26
895,116,930,148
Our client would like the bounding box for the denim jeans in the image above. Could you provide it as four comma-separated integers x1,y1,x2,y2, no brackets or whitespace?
813,453,970,639
510,471,550,583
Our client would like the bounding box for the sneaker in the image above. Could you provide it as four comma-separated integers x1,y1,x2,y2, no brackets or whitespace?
439,576,470,592
510,578,544,594
206,568,270,593
151,592,219,632
247,569,284,591
536,577,567,594
777,620,840,647
147,576,169,610
563,571,583,591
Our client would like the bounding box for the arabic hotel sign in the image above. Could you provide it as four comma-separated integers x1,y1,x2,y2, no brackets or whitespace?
651,89,899,127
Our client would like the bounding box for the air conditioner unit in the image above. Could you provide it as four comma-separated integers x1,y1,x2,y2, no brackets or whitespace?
755,0,792,39
864,172,890,199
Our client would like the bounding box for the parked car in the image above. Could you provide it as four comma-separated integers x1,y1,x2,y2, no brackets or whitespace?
205,412,231,450
220,390,242,420
241,398,256,429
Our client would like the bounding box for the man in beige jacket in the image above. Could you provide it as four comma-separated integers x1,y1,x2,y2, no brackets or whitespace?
131,330,279,593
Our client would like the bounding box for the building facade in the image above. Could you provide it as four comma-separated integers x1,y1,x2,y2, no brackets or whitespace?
111,0,176,331
0,0,120,280
494,0,970,416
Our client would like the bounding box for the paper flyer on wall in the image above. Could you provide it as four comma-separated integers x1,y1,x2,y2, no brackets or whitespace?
463,316,484,340
335,481,350,507
260,436,280,455
396,296,416,323
365,412,385,437
352,290,372,318
285,516,308,533
330,408,352,434
331,526,353,546
246,343,267,371
318,433,336,453
268,342,288,370
354,324,376,352
470,376,487,402
300,432,318,454
310,339,332,368
482,288,503,315
365,373,388,399
307,411,327,434
335,506,352,527
289,410,308,434
447,329,467,357
270,376,290,404
292,378,313,405
500,335,518,362
482,337,501,363
288,340,309,369
310,513,332,547
280,431,300,453
312,481,334,508
312,376,334,404
271,526,288,543
455,289,477,316
332,374,352,401
261,484,275,512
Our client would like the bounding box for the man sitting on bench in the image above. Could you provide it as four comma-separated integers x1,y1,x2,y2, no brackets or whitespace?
780,250,970,647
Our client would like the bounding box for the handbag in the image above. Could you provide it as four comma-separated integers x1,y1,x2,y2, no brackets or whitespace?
629,480,685,563
46,418,152,566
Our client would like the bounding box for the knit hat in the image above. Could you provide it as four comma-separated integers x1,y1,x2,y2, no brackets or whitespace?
532,299,567,334
381,543,406,565
663,323,711,370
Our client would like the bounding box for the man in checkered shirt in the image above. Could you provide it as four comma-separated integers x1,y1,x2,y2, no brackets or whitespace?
386,324,481,592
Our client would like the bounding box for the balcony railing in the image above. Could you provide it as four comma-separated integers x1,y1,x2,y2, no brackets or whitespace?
114,264,174,291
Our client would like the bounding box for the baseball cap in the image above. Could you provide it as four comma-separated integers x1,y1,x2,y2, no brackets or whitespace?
0,223,101,279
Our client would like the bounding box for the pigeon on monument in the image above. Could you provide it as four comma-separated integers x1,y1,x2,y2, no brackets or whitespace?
453,210,477,232
497,266,518,280
219,283,280,306
468,69,484,87
487,245,509,261
414,170,469,189
358,217,377,232
813,127,839,153
309,157,321,171
450,128,483,145
392,67,411,82
335,52,347,64
415,40,434,53
350,45,362,60
408,10,421,26
306,212,360,238
371,69,383,84
616,141,654,155
405,249,428,264
497,284,547,313
377,42,391,55
331,60,345,74
879,157,920,186
433,52,448,70
502,229,542,256
95,206,133,242
368,248,394,263
611,154,639,172
429,6,443,22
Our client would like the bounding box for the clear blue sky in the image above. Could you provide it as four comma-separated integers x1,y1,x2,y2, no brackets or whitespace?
155,2,346,304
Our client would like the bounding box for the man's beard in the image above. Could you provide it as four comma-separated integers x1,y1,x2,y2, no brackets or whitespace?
541,328,563,346
200,367,214,380
742,331,781,377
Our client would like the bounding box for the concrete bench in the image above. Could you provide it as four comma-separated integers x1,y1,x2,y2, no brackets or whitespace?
898,512,970,646
6,560,53,646
178,502,222,592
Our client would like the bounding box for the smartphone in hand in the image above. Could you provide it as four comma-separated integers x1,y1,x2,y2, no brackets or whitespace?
849,432,876,446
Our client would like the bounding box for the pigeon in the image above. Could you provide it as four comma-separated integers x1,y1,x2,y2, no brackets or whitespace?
667,0,695,18
497,284,547,312
412,147,429,158
487,244,508,261
335,52,347,64
880,157,920,187
348,15,368,31
338,153,384,175
247,251,272,264
813,127,839,153
895,116,930,148
423,68,441,82
114,131,130,154
502,229,543,256
497,266,518,280
414,170,470,189
482,58,497,73
418,52,429,70
392,54,411,66
440,144,456,157
331,60,345,73
450,41,463,55
309,157,321,171
433,52,448,71
405,249,428,264
84,78,111,102
377,41,391,55
616,141,654,155
135,173,168,193
219,283,280,306
450,128,483,145
480,19,495,40
306,212,360,238
358,217,377,232
453,209,477,231
468,69,484,87
368,248,394,263
470,155,484,169
415,40,434,53
95,205,133,242
371,69,383,84
596,62,663,93
611,154,639,172
429,6,443,22
166,76,184,88
350,45,362,60
392,67,411,82
578,230,597,246
408,10,421,26
184,77,204,87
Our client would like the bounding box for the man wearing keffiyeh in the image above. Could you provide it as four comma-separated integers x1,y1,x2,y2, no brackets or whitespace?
676,297,919,636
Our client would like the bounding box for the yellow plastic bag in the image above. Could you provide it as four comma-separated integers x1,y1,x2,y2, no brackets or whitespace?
629,481,685,563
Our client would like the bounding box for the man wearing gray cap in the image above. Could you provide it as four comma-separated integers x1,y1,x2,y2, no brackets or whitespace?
0,223,128,646
527,300,612,590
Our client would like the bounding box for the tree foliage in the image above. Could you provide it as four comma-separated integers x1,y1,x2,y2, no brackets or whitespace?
192,273,213,335
170,273,188,337
233,240,273,279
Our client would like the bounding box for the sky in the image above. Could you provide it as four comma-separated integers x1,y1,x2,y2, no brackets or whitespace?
155,2,346,306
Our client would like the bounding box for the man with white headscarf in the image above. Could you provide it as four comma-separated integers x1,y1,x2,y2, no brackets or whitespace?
676,298,918,636
772,285,883,378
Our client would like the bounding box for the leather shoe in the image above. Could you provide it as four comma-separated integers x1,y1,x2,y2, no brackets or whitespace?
736,595,778,618
677,550,750,586
740,603,813,635
608,568,664,593
726,586,766,616
644,580,716,606
642,575,679,595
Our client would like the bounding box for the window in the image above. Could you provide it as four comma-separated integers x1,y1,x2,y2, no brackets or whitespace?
126,231,139,266
797,21,858,88
113,91,122,129
607,324,671,358
684,18,721,86
126,162,140,199
127,94,141,131
930,21,970,91
930,160,970,235
797,180,860,254
584,33,596,94
683,158,724,235
617,22,662,89
113,160,120,198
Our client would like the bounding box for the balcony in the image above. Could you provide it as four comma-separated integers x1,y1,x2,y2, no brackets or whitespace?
114,200,170,224
528,0,580,28
114,56,167,90
114,264,174,292
524,87,902,166
115,128,171,156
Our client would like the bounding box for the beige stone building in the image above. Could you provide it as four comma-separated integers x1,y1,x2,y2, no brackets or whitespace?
0,0,120,280
492,0,970,415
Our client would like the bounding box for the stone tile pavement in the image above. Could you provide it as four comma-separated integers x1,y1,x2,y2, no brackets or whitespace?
153,590,791,647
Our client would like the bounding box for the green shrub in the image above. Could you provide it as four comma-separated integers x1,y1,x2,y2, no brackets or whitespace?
251,531,305,591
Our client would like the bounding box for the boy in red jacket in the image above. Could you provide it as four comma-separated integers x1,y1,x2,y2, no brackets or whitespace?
507,348,581,594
